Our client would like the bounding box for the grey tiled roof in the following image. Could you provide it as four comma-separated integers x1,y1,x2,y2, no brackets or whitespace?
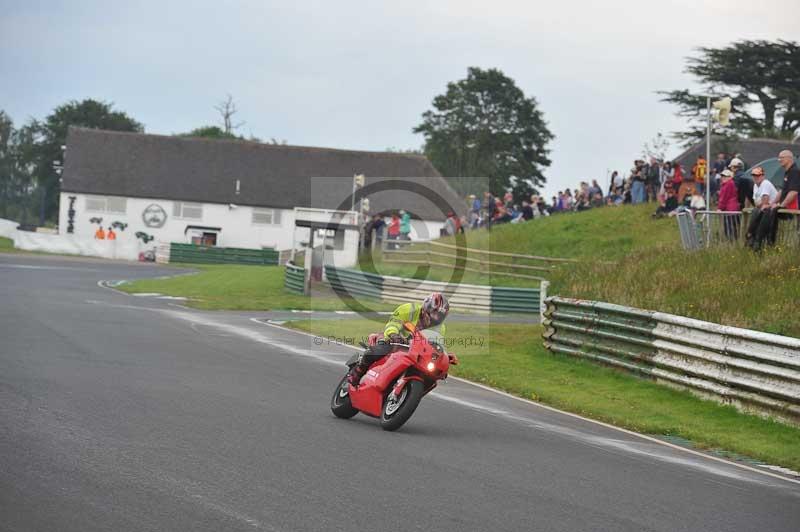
674,136,799,170
62,127,466,221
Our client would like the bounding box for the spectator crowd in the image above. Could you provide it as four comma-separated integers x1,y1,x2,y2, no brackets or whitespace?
361,148,799,252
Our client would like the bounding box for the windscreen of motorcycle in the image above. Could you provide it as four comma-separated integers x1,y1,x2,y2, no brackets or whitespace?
421,328,445,351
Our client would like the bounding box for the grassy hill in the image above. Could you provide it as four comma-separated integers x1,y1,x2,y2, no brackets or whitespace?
373,204,800,337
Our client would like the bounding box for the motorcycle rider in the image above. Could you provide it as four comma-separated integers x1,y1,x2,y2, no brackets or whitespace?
347,292,450,386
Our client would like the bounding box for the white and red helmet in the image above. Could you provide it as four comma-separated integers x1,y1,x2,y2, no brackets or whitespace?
422,292,449,326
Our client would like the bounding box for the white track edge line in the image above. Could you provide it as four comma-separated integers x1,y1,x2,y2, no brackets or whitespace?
250,317,800,486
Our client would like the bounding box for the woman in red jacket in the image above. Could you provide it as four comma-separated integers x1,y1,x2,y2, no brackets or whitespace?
717,169,740,241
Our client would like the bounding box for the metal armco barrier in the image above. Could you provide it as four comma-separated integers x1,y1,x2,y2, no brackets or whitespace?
169,243,279,265
542,297,800,425
284,262,306,294
325,266,383,300
324,265,545,316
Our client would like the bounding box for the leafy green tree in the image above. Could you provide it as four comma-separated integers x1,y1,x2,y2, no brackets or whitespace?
180,125,240,139
414,67,554,201
0,111,13,218
0,112,42,223
660,40,800,143
33,99,143,223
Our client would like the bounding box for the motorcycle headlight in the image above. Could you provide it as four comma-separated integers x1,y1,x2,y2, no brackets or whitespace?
426,362,436,372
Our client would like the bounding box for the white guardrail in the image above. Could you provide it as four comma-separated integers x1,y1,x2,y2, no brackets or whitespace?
323,265,547,317
542,297,800,426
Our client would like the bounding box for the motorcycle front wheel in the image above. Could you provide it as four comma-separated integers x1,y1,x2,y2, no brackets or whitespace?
330,375,359,419
380,379,424,431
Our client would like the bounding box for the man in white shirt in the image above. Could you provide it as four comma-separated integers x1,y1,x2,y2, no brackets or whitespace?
746,166,779,250
752,167,778,207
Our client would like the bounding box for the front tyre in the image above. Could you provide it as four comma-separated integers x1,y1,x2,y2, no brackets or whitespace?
330,376,358,419
380,379,424,431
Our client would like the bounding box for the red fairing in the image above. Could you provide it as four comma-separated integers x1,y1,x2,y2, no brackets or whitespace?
349,351,414,417
345,326,452,419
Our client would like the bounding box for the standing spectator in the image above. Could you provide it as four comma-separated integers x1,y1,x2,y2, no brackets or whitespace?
588,179,602,198
371,214,386,248
717,169,741,241
749,150,799,250
745,166,779,250
94,226,106,240
773,149,800,214
469,194,481,228
107,227,117,241
711,152,727,197
443,211,460,236
483,191,497,230
564,189,574,210
387,213,400,248
608,171,620,195
660,161,673,194
729,157,753,209
672,162,685,201
631,167,646,204
645,158,660,202
399,210,411,242
692,155,707,196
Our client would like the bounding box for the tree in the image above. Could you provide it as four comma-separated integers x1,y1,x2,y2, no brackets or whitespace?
660,40,800,143
0,112,40,223
215,94,245,135
641,132,672,162
414,67,554,200
180,125,240,140
34,99,143,223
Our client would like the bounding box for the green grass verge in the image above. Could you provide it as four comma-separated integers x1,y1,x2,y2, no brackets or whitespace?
287,318,800,471
368,203,800,336
118,263,396,311
0,236,12,250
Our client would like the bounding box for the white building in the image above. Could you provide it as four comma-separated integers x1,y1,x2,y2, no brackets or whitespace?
57,128,465,264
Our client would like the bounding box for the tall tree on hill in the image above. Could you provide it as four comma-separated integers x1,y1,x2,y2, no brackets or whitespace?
33,99,143,223
660,40,800,143
414,67,554,201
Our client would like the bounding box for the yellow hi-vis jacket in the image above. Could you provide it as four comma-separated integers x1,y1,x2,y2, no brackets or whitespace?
383,302,446,341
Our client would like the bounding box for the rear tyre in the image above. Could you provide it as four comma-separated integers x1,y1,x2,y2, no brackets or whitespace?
330,375,358,419
380,379,424,431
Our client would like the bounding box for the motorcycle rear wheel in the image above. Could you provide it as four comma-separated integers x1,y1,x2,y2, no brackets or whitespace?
330,375,359,419
380,379,424,431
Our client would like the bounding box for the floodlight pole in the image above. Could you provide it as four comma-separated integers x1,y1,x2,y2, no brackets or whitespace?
705,96,712,246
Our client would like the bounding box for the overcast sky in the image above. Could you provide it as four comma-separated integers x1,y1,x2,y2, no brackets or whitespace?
1,0,797,197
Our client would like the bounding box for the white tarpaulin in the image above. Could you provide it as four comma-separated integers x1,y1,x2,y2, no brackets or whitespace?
13,230,152,261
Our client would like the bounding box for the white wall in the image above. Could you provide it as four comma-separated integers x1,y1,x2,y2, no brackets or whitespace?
53,193,446,264
58,192,296,253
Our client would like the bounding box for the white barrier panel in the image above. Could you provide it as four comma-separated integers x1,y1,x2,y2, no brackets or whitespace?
13,231,150,261
0,218,19,239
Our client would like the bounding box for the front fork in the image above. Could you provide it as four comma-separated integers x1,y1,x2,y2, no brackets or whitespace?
388,372,434,401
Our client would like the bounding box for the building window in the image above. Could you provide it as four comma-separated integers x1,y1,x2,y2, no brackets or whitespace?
173,202,203,220
85,195,127,214
252,208,281,225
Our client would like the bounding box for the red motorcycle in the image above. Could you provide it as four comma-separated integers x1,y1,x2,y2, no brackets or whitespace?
330,322,459,431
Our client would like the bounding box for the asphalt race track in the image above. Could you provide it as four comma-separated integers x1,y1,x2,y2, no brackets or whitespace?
1,253,798,531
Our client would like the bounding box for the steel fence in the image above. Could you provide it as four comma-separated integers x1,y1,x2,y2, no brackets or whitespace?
542,296,800,425
677,209,800,250
324,265,546,316
284,262,306,294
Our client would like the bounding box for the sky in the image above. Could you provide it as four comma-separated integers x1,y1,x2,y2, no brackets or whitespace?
1,0,797,198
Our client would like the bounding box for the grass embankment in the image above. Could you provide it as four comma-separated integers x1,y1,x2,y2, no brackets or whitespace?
119,264,395,311
0,236,13,250
289,318,800,470
373,204,800,337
